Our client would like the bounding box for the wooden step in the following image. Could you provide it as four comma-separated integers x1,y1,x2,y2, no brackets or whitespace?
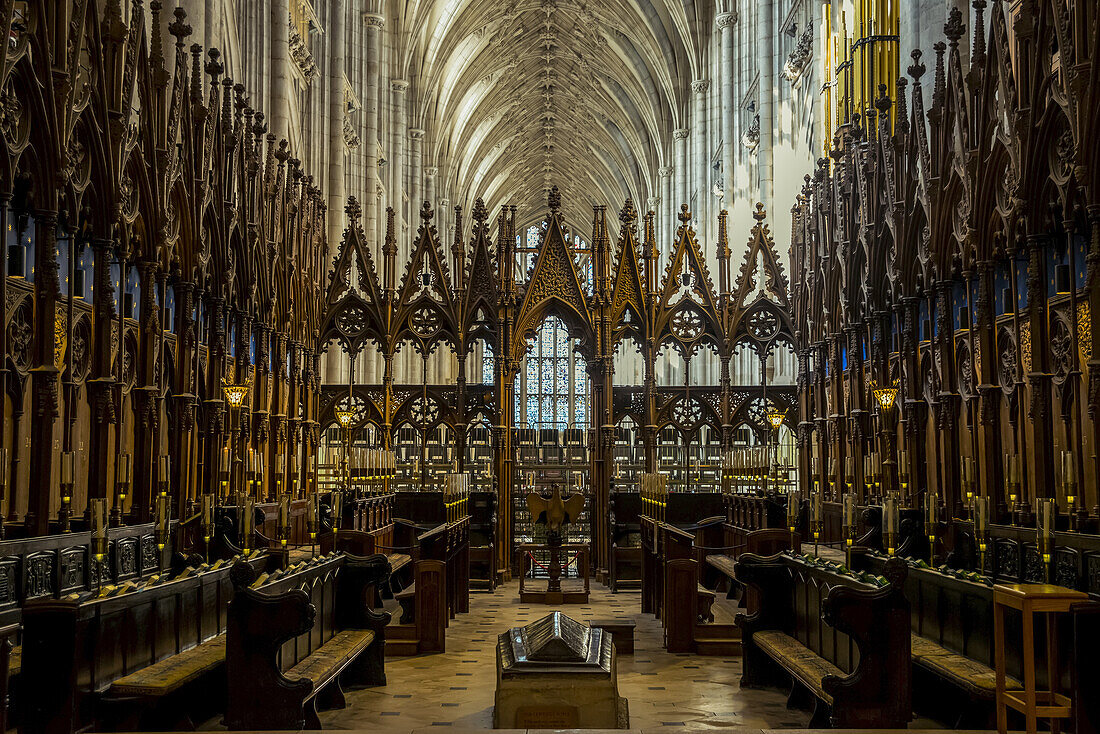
386,623,419,641
385,638,420,656
694,637,743,656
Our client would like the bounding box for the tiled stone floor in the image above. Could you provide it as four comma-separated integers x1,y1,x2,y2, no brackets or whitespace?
317,582,816,731
199,581,950,732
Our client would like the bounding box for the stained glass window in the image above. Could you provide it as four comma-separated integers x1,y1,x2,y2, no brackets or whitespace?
482,343,495,384
501,315,589,431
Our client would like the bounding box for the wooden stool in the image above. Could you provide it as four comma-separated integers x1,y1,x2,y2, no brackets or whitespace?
994,583,1087,734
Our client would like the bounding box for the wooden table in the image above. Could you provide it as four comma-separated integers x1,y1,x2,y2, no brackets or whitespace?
994,583,1088,734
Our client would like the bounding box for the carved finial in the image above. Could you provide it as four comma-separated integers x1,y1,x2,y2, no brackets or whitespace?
895,77,909,135
452,206,464,253
420,200,433,221
345,196,361,224
548,186,561,211
205,47,223,79
875,84,892,114
473,197,488,224
383,207,396,257
149,1,164,66
944,7,965,48
907,49,926,82
753,202,767,222
718,210,730,260
972,0,987,64
933,42,947,107
678,203,691,223
168,7,191,46
619,198,637,224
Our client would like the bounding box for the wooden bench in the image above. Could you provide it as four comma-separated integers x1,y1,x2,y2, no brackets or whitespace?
225,552,391,731
735,553,912,728
589,619,636,654
857,551,1033,727
21,555,262,732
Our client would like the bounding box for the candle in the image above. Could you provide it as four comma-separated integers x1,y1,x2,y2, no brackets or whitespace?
278,494,290,546
0,447,9,490
158,455,171,494
201,494,214,539
220,447,231,474
90,498,109,560
1061,450,1074,490
843,492,857,545
61,451,75,488
155,495,170,550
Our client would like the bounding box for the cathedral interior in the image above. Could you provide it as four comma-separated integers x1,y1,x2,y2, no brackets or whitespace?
0,0,1097,732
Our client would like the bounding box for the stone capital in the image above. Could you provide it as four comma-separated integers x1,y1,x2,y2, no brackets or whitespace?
424,166,439,176
691,79,710,94
391,79,409,93
716,11,738,29
658,166,674,177
673,128,690,140
408,127,425,140
363,12,385,28
648,196,661,208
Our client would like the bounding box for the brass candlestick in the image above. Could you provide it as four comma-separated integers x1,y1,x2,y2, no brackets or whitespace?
924,491,939,565
843,492,857,565
883,493,899,556
1036,497,1056,583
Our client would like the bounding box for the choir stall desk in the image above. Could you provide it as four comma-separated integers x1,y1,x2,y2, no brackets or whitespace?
994,583,1087,734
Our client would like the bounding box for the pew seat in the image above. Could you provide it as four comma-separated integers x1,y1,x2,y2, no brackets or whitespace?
9,646,18,677
107,636,226,697
910,633,1022,698
395,583,416,623
387,553,411,574
705,553,738,580
697,584,716,622
754,630,844,705
286,629,376,689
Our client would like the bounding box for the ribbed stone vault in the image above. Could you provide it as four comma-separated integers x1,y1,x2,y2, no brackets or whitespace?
398,0,711,234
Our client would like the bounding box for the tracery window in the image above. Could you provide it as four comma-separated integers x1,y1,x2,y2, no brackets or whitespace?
481,225,593,430
517,316,586,430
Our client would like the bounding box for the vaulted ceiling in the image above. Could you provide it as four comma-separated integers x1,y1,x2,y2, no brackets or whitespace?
392,0,714,235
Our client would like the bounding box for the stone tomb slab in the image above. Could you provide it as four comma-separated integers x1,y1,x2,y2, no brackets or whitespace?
494,611,628,729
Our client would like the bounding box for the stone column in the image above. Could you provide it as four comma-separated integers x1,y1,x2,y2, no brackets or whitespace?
391,79,409,383
326,0,347,386
717,12,737,216
425,166,438,209
691,80,710,249
673,129,690,221
408,128,424,216
363,13,384,255
659,166,673,266
269,0,291,141
757,0,774,211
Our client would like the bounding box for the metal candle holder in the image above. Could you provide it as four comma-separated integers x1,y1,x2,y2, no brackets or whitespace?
154,494,170,556
90,498,109,591
200,494,215,561
973,495,990,572
1036,497,1056,583
883,493,899,555
810,488,823,555
843,492,857,566
1005,452,1020,525
277,493,291,547
924,492,939,565
59,450,75,532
